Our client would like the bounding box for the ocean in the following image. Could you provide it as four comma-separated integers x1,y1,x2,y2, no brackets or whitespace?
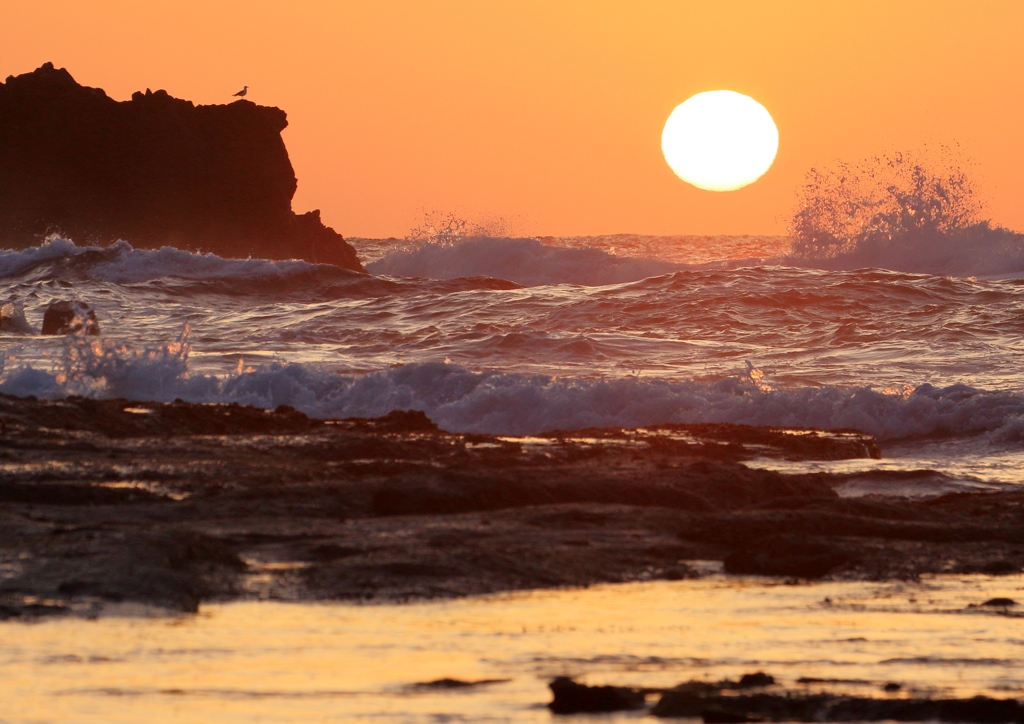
1,230,1024,495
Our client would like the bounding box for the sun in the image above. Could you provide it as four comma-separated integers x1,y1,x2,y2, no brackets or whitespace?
661,90,779,192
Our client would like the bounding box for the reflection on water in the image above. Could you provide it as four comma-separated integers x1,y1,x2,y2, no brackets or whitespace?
746,438,1024,496
2,575,1022,723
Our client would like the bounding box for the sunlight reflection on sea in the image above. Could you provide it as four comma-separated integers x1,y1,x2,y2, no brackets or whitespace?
2,575,1022,723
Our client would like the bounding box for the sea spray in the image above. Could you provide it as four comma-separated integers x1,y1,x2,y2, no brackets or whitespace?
368,236,678,286
5,330,1024,442
787,149,1024,275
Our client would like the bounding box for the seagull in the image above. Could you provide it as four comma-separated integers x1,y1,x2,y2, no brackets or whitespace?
233,85,248,98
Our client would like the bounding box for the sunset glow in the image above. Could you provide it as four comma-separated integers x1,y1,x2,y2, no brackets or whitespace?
3,2,1023,236
3,4,1024,722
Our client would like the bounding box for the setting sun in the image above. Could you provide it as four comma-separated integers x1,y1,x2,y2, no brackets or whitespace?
661,90,779,192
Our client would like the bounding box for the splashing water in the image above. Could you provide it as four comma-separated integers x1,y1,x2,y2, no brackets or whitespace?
3,223,1024,492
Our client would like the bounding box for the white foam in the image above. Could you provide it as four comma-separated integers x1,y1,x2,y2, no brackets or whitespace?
88,242,323,284
367,236,679,286
5,336,1024,442
0,237,86,277
0,237,336,284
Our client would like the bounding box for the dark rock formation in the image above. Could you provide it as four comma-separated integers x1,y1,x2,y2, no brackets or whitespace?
0,301,33,334
4,393,1024,614
41,300,99,335
408,678,510,690
548,677,646,714
0,63,363,271
980,597,1016,608
737,673,776,689
723,535,852,579
650,684,1024,722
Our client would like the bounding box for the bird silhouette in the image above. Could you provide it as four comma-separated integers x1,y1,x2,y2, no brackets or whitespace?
233,85,248,98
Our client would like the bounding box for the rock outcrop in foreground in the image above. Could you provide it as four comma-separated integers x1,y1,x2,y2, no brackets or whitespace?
1,394,1023,618
0,63,363,271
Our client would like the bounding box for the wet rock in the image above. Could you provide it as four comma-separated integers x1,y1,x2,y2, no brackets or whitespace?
41,300,99,335
309,544,363,561
374,409,439,433
724,535,851,579
980,597,1016,607
651,687,1024,722
547,422,881,461
0,301,33,334
979,560,1019,575
155,531,246,572
701,708,762,723
4,530,245,614
548,676,646,714
4,392,1024,612
737,673,775,688
409,677,510,690
883,682,902,692
0,480,164,505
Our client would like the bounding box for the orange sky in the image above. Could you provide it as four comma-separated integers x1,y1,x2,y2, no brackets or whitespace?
4,1,1023,238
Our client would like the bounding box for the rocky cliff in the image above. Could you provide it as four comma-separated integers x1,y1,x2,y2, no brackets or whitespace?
0,63,363,271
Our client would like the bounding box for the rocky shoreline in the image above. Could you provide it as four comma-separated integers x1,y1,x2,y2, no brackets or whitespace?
548,674,1024,721
1,394,1022,618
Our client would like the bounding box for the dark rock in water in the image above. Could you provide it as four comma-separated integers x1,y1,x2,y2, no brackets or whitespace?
41,300,99,335
723,535,851,579
980,597,1016,607
375,409,440,433
883,682,903,692
979,560,1019,575
701,708,762,723
409,677,510,690
548,676,646,714
0,63,363,271
737,673,775,689
0,604,23,620
651,686,1024,722
0,301,33,334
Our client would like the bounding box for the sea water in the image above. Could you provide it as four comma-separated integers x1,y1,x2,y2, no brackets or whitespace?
1,575,1022,723
2,232,1024,491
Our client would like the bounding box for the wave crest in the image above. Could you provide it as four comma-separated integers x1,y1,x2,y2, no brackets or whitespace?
4,334,1024,442
0,237,366,285
367,236,678,286
788,150,1024,276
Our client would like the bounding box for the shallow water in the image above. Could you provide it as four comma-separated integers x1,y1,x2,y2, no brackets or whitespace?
746,437,1024,493
2,575,1022,723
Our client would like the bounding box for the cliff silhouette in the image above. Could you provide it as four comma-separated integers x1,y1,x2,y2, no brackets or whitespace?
0,63,363,271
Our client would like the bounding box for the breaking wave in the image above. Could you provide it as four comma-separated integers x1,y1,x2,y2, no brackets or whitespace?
0,237,365,286
787,150,1024,277
5,334,1024,442
367,236,679,286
